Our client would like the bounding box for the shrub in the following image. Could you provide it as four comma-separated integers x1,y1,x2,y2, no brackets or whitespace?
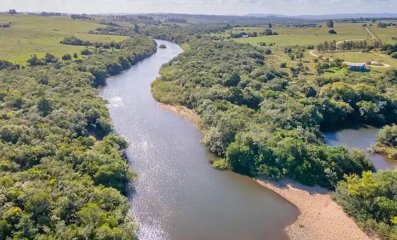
62,54,72,61
81,49,92,56
212,159,230,170
27,55,45,66
328,29,337,34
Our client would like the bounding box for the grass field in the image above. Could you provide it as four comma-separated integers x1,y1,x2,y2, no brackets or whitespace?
316,51,397,69
219,22,397,48
0,15,127,65
217,22,397,77
367,25,397,44
220,23,373,47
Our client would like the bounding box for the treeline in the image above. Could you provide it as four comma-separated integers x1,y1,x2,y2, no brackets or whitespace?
166,18,188,24
91,26,136,36
39,12,62,17
334,171,397,239
151,39,397,188
60,36,123,49
337,40,382,51
137,23,228,44
317,40,382,52
0,35,156,239
317,40,337,51
0,60,20,71
230,29,278,38
0,23,10,28
377,22,396,28
71,14,94,20
382,43,397,58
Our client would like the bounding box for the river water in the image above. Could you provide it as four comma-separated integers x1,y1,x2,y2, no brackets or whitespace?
324,125,396,170
101,40,298,240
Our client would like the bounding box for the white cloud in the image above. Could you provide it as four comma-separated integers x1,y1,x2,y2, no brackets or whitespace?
0,0,395,15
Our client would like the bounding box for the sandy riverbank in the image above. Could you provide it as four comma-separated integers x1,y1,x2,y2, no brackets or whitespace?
159,103,202,127
159,103,376,240
256,178,378,240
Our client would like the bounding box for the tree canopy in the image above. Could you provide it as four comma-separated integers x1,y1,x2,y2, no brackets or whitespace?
0,35,156,239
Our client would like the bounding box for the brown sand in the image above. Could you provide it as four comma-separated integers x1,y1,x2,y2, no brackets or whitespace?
256,178,378,240
159,103,202,127
159,103,377,240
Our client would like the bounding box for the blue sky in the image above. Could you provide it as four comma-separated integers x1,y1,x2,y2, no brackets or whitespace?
1,0,396,15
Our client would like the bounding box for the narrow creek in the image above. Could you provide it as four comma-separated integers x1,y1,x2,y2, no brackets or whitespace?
101,40,298,240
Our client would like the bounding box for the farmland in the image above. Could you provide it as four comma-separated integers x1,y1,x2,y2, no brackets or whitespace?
218,22,397,47
215,22,397,78
0,15,127,65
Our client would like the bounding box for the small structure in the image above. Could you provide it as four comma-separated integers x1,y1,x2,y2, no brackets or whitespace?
347,63,368,72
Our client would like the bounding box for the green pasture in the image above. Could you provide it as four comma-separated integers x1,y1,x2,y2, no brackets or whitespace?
0,15,127,65
220,22,397,76
219,23,397,48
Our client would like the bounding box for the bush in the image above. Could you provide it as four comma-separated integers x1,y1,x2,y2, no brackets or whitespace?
81,49,92,55
27,55,45,66
0,60,19,70
328,29,337,34
61,35,91,46
62,54,72,61
212,159,230,170
43,53,58,64
334,171,397,239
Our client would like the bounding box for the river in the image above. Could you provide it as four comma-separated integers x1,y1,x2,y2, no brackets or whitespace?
101,40,298,240
324,125,396,170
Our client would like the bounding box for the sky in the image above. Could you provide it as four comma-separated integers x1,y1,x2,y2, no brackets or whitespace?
0,0,396,16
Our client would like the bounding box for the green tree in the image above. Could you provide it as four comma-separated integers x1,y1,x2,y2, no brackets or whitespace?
327,19,334,28
37,97,52,116
27,55,44,66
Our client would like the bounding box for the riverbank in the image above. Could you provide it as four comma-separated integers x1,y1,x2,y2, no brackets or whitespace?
109,39,299,239
159,102,376,239
256,178,377,240
159,103,202,127
159,102,369,239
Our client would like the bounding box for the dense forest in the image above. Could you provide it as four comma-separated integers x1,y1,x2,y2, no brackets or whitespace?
154,39,397,187
334,171,397,239
0,35,156,239
152,32,397,238
1,12,397,239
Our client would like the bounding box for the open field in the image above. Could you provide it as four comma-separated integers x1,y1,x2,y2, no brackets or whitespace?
368,25,397,44
315,51,397,70
220,23,373,47
0,15,127,65
218,22,397,48
217,22,397,77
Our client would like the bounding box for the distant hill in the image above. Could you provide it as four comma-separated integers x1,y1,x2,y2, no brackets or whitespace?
246,14,288,18
249,13,397,20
